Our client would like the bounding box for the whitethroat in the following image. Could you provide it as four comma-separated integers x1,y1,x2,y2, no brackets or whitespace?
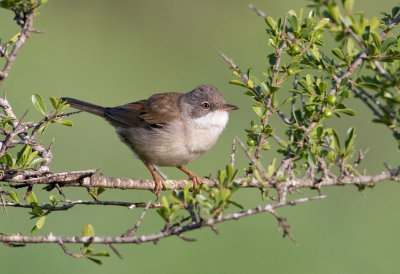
62,84,238,195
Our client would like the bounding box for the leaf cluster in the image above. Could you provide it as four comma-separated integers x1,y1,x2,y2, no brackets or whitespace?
157,165,242,225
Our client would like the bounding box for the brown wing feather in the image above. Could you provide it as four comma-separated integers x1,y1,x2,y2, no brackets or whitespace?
104,92,182,127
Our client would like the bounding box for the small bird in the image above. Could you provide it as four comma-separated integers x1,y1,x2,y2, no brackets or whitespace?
61,84,238,195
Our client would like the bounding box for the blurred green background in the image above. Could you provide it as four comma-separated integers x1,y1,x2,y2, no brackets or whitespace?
0,0,399,273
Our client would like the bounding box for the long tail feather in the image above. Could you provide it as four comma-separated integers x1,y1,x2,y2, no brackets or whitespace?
61,97,105,117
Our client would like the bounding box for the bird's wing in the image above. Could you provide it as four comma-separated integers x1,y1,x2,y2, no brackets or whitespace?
104,92,182,127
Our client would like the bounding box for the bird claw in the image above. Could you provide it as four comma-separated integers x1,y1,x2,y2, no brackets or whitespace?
151,172,166,197
188,174,202,189
144,162,166,197
177,166,203,190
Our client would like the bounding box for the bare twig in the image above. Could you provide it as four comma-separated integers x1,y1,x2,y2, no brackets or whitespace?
4,200,162,211
0,186,8,215
0,196,326,245
381,11,400,40
57,240,86,258
230,137,236,167
0,7,37,86
107,243,123,259
122,201,152,237
248,4,268,18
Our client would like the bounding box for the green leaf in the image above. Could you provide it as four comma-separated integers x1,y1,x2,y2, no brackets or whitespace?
326,128,340,151
262,141,271,150
359,82,379,91
371,31,381,49
332,48,345,60
368,44,379,57
343,0,354,12
38,121,50,134
31,225,39,234
397,37,400,51
299,80,313,93
344,127,356,155
307,152,316,166
381,36,397,53
29,157,45,168
336,108,356,116
92,251,110,257
247,79,255,89
49,96,60,109
82,224,95,237
0,152,14,167
318,81,328,94
87,257,103,265
32,94,47,116
161,196,170,209
369,17,380,31
156,207,170,220
25,151,38,167
265,17,276,30
310,45,320,61
8,191,19,203
219,188,231,202
226,164,236,183
58,120,73,127
16,145,32,167
253,169,264,184
8,32,20,44
288,13,299,32
35,216,46,230
252,104,265,118
277,96,295,110
267,158,276,177
229,200,244,209
306,74,313,87
327,2,341,23
27,192,38,204
229,80,246,87
49,195,57,205
314,18,330,30
31,203,44,216
347,38,355,56
183,183,190,202
350,23,361,35
316,125,323,139
168,194,183,204
218,169,226,185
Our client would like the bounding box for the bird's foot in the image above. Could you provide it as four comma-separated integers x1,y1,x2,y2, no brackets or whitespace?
151,172,165,197
144,162,166,197
177,166,203,189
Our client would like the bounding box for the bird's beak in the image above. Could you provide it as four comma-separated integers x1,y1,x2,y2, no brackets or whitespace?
221,104,239,111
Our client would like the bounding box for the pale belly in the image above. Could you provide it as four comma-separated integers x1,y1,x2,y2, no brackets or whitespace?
114,112,228,166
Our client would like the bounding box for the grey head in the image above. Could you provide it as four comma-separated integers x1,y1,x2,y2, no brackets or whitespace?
178,84,238,119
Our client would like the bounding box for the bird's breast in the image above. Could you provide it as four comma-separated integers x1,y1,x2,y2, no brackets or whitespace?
185,110,229,153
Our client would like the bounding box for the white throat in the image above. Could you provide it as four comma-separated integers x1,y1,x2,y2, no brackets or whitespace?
191,110,229,130
183,110,229,155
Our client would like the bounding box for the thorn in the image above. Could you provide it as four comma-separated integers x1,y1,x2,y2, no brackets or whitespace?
107,243,123,259
209,225,219,235
177,234,197,242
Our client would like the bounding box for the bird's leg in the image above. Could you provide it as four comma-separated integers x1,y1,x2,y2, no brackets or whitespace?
177,166,203,188
144,162,165,196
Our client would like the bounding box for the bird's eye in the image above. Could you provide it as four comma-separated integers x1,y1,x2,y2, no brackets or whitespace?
201,102,210,110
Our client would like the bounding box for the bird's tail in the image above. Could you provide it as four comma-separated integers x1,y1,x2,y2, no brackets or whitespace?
61,97,105,117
